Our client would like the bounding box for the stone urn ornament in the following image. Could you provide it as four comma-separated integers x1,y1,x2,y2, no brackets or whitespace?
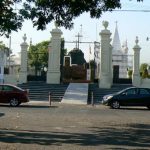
23,34,27,43
102,21,109,30
135,36,139,45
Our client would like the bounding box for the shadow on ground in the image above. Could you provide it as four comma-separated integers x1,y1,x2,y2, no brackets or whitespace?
0,123,150,149
20,105,58,109
0,113,4,117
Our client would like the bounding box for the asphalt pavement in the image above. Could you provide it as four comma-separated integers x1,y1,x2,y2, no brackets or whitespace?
0,101,150,150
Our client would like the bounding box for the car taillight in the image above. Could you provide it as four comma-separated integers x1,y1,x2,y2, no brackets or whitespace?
24,89,29,95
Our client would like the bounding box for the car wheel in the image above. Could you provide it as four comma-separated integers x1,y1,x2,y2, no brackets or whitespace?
10,98,19,107
110,101,120,109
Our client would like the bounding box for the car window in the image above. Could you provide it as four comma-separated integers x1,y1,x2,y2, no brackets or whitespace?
0,85,3,91
125,89,137,95
0,85,2,91
3,85,14,91
139,89,150,95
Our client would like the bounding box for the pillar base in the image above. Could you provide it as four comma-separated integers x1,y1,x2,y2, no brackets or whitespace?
47,71,60,84
99,75,112,89
132,75,141,87
19,72,27,84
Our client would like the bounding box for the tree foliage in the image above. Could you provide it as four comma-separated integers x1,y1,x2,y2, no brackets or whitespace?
0,0,143,36
0,0,23,37
20,0,122,30
28,39,66,75
140,63,148,73
127,69,132,79
140,63,149,78
60,38,67,66
28,41,49,75
0,41,10,56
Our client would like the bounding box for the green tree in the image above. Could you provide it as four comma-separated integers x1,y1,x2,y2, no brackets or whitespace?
0,41,10,56
60,38,67,66
0,0,143,36
140,63,148,72
89,60,96,81
140,63,149,78
68,48,86,65
28,39,66,75
127,69,133,79
20,0,143,30
0,0,23,37
28,41,49,75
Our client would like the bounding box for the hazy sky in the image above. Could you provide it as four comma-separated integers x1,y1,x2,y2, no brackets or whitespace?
1,0,150,63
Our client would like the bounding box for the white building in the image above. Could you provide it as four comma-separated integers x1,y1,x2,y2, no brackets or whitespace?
112,23,132,78
8,53,21,75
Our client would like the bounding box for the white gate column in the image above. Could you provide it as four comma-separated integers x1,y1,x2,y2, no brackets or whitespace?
47,24,62,84
99,21,112,88
132,36,141,87
19,34,28,83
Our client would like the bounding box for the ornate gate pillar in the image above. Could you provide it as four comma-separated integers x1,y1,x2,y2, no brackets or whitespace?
47,24,62,84
19,34,28,83
99,21,112,88
132,36,141,87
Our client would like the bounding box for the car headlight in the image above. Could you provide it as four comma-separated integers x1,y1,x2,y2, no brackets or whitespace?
107,95,113,99
103,95,113,101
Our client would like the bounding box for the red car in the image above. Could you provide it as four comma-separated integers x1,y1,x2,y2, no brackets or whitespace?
0,84,29,106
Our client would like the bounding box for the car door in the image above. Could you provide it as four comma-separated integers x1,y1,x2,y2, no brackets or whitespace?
119,88,139,106
2,85,14,103
138,88,150,106
0,85,5,102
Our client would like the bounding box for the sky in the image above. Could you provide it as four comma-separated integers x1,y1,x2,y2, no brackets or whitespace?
1,0,150,64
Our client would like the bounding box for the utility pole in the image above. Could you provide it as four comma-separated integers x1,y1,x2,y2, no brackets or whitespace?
75,25,83,49
75,33,82,49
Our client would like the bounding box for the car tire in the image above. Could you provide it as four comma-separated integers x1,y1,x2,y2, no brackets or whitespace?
10,98,19,107
110,101,120,109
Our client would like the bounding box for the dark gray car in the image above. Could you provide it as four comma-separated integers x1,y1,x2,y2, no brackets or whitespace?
102,87,150,109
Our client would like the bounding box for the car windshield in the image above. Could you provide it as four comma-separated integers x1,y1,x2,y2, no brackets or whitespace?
13,85,24,91
0,84,24,91
116,88,134,95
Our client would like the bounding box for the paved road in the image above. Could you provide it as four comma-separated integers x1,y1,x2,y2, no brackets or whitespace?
0,101,150,150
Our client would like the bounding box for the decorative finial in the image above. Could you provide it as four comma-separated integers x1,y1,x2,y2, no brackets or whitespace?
135,36,139,45
115,21,118,28
54,21,58,29
102,21,109,30
23,34,27,43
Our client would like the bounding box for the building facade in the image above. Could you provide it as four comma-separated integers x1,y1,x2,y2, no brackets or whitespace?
112,23,132,79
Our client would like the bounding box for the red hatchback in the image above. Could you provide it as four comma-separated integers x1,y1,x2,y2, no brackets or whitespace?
0,84,29,107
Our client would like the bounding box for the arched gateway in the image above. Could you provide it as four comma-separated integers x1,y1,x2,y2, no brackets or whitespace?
7,21,141,88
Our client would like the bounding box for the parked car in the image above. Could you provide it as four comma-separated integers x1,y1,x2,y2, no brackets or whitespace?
102,87,150,109
0,84,29,107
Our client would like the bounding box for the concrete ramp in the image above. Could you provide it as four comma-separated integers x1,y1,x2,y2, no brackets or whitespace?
62,83,88,104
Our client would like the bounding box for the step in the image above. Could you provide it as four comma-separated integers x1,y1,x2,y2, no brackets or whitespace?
62,83,88,104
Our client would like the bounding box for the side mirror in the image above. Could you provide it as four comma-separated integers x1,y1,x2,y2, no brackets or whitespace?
122,92,126,96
